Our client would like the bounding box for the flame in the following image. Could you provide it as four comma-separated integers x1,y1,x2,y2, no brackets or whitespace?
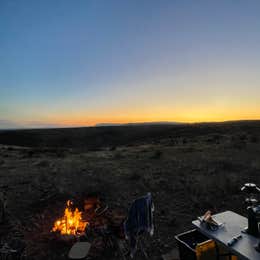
51,200,88,235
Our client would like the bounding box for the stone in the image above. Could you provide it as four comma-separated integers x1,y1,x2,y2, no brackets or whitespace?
68,242,91,259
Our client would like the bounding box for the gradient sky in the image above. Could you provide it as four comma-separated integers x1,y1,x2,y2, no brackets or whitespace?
1,0,260,128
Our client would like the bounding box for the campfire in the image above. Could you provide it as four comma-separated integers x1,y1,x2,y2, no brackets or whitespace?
2,194,153,259
51,200,89,236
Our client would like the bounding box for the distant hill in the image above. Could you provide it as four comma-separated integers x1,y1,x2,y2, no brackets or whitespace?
95,121,182,127
0,120,260,149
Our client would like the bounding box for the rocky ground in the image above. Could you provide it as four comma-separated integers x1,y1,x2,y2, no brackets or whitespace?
0,122,260,259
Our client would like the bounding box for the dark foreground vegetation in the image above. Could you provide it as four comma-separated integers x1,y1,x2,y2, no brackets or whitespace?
0,121,260,259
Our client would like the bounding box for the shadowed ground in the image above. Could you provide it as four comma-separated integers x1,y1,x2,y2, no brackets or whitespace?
0,121,260,259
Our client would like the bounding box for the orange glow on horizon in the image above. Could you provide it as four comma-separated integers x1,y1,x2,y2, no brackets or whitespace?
34,110,260,128
17,101,260,128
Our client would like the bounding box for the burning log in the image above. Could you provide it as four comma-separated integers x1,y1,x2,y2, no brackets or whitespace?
51,200,89,236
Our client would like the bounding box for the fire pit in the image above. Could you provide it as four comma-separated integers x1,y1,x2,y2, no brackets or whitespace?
2,193,154,260
48,196,127,259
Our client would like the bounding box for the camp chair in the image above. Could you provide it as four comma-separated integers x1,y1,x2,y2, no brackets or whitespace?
123,193,154,259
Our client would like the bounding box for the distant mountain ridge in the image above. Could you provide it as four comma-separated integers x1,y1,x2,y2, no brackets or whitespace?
1,120,260,149
95,121,182,127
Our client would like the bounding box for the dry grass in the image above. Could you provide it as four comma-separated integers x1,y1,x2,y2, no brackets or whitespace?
0,122,260,259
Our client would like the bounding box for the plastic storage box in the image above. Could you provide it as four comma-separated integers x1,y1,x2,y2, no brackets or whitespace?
175,229,216,260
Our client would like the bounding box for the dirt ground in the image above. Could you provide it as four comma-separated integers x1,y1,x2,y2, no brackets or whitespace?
0,122,260,259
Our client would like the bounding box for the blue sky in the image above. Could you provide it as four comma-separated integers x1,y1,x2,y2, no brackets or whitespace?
1,0,260,128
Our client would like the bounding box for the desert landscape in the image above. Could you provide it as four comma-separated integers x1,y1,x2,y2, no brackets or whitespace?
2,1,260,259
0,121,260,259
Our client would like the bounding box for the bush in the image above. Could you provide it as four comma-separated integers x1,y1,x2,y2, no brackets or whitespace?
128,172,141,181
109,146,117,151
151,150,162,159
250,136,258,143
114,151,123,159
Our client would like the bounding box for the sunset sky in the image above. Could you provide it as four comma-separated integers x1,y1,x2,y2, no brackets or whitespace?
1,0,260,128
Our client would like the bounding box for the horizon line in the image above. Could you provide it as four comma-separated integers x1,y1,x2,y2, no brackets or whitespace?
1,119,260,131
